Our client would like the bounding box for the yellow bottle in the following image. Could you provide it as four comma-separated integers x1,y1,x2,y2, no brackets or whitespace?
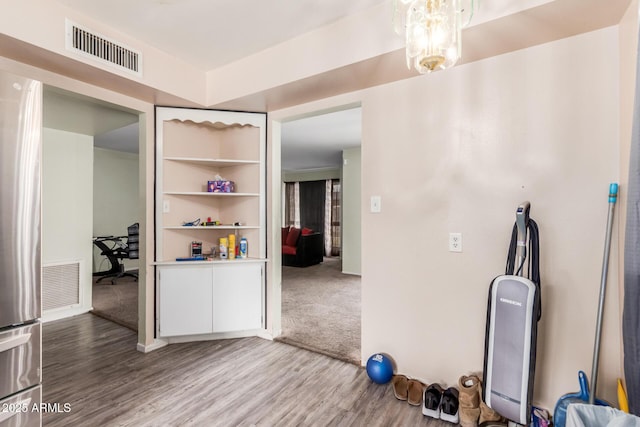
219,237,228,259
228,234,236,259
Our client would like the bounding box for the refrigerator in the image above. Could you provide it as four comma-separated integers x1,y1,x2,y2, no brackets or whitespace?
0,70,43,427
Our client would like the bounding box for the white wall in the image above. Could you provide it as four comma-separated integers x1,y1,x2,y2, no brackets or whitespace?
271,26,624,411
42,128,94,319
93,147,139,272
359,28,621,409
283,168,340,183
342,147,362,275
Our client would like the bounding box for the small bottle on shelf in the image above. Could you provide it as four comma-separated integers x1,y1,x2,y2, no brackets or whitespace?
228,234,236,259
219,237,228,259
239,237,248,259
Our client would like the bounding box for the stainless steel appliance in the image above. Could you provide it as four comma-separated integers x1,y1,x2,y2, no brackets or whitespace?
0,70,43,427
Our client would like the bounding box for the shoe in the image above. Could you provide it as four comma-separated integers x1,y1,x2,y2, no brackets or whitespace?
422,383,443,419
407,379,426,406
479,401,506,426
458,375,481,427
392,375,409,401
440,387,460,424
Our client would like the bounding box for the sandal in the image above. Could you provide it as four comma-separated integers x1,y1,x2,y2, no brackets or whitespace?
392,374,409,401
407,379,426,406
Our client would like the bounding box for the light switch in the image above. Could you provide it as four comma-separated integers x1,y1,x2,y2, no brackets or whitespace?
163,200,170,213
370,196,381,213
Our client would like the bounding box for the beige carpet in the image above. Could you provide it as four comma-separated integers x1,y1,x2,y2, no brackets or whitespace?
277,257,361,365
91,275,138,331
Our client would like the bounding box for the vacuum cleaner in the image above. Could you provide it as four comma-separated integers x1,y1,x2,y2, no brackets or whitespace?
483,202,542,426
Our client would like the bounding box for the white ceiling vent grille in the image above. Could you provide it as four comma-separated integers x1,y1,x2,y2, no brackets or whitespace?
65,19,142,77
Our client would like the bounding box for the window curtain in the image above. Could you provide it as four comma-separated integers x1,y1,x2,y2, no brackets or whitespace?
285,179,341,257
324,180,332,256
299,180,325,232
284,182,300,228
331,180,341,256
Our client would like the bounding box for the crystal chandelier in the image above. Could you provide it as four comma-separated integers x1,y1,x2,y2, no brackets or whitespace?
393,0,476,74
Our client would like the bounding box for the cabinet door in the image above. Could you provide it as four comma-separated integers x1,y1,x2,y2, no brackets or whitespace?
212,264,262,332
158,266,213,337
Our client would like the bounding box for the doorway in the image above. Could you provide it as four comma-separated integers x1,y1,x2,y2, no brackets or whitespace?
276,106,362,364
41,86,141,332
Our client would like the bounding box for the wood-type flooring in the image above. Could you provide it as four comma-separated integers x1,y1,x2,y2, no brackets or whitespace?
42,314,454,426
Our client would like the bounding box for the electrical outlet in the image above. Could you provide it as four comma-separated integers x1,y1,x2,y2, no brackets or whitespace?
449,232,462,252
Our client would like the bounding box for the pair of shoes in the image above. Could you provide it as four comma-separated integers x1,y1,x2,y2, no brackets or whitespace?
422,383,460,424
458,374,506,427
392,374,426,406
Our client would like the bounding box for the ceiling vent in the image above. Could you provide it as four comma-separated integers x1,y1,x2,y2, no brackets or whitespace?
65,19,142,77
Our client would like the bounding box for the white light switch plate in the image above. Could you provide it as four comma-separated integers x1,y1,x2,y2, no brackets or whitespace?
163,200,170,213
370,196,381,213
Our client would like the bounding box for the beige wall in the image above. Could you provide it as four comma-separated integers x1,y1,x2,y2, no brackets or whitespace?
283,168,340,183
2,0,637,408
342,147,362,275
360,28,621,409
93,147,140,272
42,128,94,318
271,26,624,410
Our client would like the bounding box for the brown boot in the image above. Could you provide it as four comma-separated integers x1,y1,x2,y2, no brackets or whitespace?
479,401,506,425
478,378,506,426
458,375,481,427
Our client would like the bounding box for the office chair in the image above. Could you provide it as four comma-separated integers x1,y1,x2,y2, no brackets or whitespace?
92,223,139,285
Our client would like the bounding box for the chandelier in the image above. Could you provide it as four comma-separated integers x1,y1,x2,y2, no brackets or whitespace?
393,0,476,74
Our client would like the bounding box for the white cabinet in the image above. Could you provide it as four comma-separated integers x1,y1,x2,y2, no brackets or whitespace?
157,262,263,338
212,263,262,332
158,265,213,337
155,107,267,341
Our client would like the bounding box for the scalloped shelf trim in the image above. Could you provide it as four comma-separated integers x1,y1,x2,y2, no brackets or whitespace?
168,119,256,129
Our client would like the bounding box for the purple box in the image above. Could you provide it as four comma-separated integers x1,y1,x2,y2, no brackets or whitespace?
207,180,235,193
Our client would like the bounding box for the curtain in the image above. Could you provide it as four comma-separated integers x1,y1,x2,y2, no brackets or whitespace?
299,180,325,232
331,180,341,256
286,179,341,257
324,180,332,256
284,182,300,228
624,26,640,416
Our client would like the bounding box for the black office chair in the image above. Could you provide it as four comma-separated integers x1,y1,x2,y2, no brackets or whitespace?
93,223,139,285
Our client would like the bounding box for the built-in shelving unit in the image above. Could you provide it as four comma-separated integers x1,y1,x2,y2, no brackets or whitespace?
154,107,266,340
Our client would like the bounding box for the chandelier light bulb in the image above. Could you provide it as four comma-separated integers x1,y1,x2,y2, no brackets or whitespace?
394,0,474,74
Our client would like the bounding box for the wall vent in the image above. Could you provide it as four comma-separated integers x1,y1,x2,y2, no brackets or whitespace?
65,19,142,77
43,262,81,311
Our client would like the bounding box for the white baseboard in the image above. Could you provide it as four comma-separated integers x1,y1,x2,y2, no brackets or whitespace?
256,329,274,340
42,306,91,323
136,339,168,353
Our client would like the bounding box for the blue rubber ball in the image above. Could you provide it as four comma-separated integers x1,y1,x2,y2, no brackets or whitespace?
366,353,394,384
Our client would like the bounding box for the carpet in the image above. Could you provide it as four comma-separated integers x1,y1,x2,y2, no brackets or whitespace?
277,257,361,365
91,275,138,332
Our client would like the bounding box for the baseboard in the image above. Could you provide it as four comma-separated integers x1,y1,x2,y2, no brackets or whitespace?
136,339,168,353
256,329,274,340
42,306,92,323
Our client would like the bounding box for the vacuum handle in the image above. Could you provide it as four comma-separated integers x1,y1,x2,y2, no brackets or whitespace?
515,202,530,273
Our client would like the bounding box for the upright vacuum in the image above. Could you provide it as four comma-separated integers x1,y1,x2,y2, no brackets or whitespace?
483,202,542,426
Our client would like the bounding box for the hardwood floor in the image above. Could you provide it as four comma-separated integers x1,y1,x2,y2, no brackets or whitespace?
43,314,454,426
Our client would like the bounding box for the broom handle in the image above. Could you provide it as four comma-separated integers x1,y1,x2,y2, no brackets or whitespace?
589,183,618,404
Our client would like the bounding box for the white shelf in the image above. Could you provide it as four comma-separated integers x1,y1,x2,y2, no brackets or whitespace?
164,225,260,230
164,157,259,167
154,257,267,266
163,191,260,197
